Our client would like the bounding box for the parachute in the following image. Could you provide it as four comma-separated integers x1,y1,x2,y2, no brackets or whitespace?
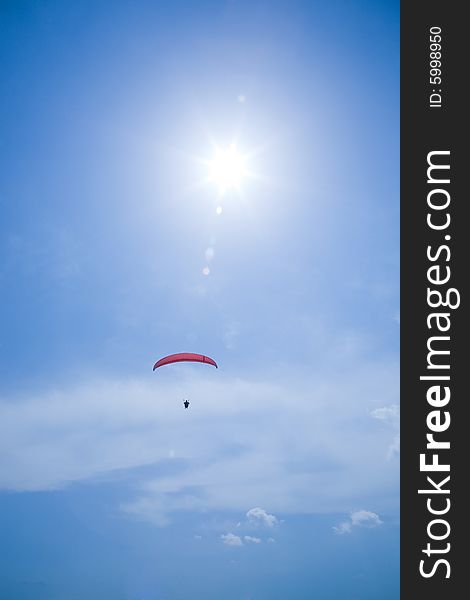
153,352,218,371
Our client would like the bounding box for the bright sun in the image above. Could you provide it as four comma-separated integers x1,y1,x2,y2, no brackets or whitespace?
207,144,248,193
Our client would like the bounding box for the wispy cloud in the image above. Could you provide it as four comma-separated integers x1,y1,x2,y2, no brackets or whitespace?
371,405,399,424
221,533,263,546
244,535,261,544
351,510,383,527
334,510,383,535
333,521,352,535
221,533,243,546
0,362,399,525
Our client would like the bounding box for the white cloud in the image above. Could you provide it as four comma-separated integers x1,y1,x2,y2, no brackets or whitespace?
351,510,383,527
334,510,383,534
0,363,399,524
267,537,275,543
221,533,243,546
246,507,278,528
244,535,261,544
333,521,352,535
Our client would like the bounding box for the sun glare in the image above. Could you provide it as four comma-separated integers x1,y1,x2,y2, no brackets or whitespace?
207,144,248,193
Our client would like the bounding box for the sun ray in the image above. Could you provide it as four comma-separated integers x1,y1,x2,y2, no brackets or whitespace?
206,143,249,194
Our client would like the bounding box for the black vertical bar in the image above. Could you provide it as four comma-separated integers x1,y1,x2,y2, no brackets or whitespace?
401,2,466,598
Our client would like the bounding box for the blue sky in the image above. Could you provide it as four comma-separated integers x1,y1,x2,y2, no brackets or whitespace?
0,1,399,598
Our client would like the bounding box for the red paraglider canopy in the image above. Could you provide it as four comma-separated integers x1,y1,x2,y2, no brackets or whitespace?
153,353,218,371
